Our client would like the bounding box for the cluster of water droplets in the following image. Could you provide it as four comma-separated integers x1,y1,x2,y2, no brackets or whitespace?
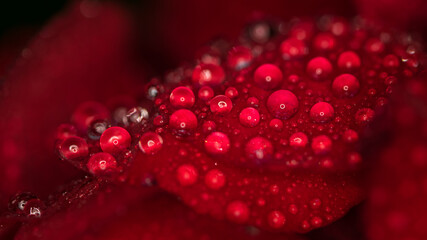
132,15,423,231
52,15,424,232
7,192,46,218
55,101,151,179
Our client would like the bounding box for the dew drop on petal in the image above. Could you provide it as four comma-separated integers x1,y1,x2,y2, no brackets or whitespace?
205,169,226,190
254,64,283,90
100,127,131,154
337,51,361,71
280,38,307,60
204,132,231,155
310,102,335,123
342,129,359,143
267,210,286,228
269,119,283,131
311,135,332,155
245,136,274,162
138,132,163,155
332,74,360,98
198,86,214,101
169,109,198,133
170,86,195,108
57,136,89,161
210,95,233,114
306,57,332,80
192,64,225,86
87,152,118,177
227,46,253,70
267,90,299,120
226,200,250,224
176,164,198,186
355,108,375,126
239,107,260,127
289,132,309,148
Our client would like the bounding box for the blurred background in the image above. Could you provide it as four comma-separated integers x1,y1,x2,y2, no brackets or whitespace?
0,1,67,36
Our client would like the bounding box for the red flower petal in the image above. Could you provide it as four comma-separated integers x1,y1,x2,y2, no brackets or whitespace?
0,1,145,206
365,74,427,240
9,178,304,240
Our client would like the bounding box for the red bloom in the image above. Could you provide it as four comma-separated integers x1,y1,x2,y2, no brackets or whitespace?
1,0,427,239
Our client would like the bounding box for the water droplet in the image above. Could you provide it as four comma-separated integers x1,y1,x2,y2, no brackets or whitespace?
310,198,322,209
205,169,226,190
383,54,400,68
288,204,298,215
311,135,332,155
239,107,260,127
88,120,109,140
204,132,230,155
139,132,163,155
247,97,259,107
192,64,225,86
176,164,198,186
332,74,360,98
311,216,323,227
269,119,283,131
280,38,307,60
267,90,299,120
245,136,274,162
170,109,198,133
225,87,239,99
306,57,332,80
313,33,336,51
25,199,45,218
100,127,131,154
342,129,359,143
355,108,375,125
310,102,335,123
267,210,286,228
227,46,253,70
337,51,361,71
202,120,216,133
198,86,214,101
210,95,233,114
8,192,38,215
226,200,250,224
87,152,118,177
126,107,149,124
289,132,308,148
365,38,384,54
170,86,195,108
254,64,283,90
57,136,89,161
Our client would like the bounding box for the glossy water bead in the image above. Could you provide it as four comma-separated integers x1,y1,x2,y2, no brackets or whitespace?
169,109,198,133
138,132,163,155
239,107,260,127
267,90,299,120
306,57,332,80
57,136,89,161
100,126,131,154
192,63,225,86
245,136,274,162
310,102,335,123
227,46,253,70
253,64,283,90
204,132,231,155
170,86,195,108
87,152,118,176
210,95,233,114
332,74,360,98
280,38,307,60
